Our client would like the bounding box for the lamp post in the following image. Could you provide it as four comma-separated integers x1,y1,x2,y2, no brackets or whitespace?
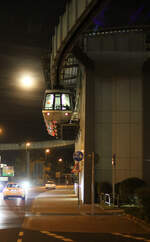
58,158,63,184
45,148,50,161
91,152,95,215
112,153,116,206
26,142,31,179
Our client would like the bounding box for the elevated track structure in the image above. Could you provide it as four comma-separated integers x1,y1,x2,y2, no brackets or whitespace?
43,0,150,203
0,140,74,151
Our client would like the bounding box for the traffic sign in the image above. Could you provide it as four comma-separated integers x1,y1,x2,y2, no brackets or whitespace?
73,151,83,161
71,163,80,173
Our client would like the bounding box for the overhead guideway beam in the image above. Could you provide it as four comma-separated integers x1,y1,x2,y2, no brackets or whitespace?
51,0,111,86
0,140,74,151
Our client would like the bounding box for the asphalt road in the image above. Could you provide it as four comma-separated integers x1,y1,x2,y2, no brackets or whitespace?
0,185,150,242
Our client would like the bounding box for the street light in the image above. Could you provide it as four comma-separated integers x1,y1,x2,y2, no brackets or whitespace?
45,148,50,154
20,74,34,89
57,158,63,184
0,128,2,134
26,142,31,148
45,148,50,161
26,142,31,179
58,158,63,163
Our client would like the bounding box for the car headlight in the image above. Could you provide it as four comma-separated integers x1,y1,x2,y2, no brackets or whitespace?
21,181,30,189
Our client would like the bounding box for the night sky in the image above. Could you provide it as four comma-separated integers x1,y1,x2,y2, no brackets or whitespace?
1,0,150,144
0,1,67,143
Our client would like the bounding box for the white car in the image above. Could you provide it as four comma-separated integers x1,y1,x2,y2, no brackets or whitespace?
3,182,25,200
45,180,56,189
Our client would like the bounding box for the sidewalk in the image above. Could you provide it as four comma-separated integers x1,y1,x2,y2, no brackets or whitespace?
30,185,123,216
22,185,149,233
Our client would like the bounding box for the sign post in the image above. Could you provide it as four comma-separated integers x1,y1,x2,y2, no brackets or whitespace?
91,152,95,215
112,154,116,206
73,151,83,209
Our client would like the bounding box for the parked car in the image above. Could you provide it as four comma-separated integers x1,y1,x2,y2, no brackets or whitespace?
45,180,56,190
3,182,25,200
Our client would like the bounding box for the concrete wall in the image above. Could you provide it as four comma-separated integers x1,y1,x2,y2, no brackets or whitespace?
75,31,148,203
94,52,144,183
88,32,146,186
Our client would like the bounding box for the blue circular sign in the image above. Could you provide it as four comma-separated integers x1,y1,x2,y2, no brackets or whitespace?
73,151,83,161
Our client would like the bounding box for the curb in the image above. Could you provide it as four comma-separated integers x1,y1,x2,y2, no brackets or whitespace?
124,213,150,232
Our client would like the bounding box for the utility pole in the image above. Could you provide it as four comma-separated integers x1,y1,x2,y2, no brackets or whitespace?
26,142,31,180
112,153,116,206
91,152,95,215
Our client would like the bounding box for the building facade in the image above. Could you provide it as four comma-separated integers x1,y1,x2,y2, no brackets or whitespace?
75,30,150,203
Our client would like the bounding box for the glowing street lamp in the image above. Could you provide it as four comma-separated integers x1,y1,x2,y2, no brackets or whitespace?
19,72,36,90
45,148,50,161
58,158,63,163
21,76,33,88
0,128,2,134
26,142,31,148
45,148,50,154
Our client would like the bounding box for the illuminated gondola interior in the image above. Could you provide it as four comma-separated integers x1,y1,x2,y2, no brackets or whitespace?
42,90,74,137
42,53,80,139
44,91,72,111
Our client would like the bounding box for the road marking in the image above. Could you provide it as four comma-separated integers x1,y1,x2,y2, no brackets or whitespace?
62,239,74,242
112,232,150,241
41,231,74,242
18,232,24,236
17,231,24,242
41,231,49,234
54,235,68,239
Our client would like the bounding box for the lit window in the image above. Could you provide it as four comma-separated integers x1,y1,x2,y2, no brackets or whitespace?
54,94,61,110
45,94,54,109
62,94,70,110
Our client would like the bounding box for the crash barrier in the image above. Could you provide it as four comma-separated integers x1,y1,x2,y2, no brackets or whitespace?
99,193,111,206
99,193,120,207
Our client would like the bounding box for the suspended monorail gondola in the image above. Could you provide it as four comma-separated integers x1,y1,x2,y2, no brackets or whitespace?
42,89,74,137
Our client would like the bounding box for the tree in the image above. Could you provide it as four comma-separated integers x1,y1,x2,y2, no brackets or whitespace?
136,187,150,221
119,177,146,204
